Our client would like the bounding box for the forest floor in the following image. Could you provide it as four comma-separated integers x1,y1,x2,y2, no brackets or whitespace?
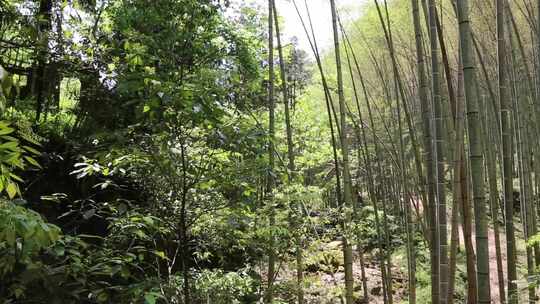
460,217,530,304
487,226,505,303
270,240,408,304
303,245,408,303
269,216,530,303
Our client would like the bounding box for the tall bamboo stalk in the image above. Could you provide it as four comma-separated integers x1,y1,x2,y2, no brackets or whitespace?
448,55,465,304
507,18,536,302
373,0,426,242
291,0,344,210
271,2,303,303
411,0,433,229
456,1,491,302
329,1,354,302
496,0,518,302
265,0,276,301
342,35,370,302
428,0,443,302
344,28,392,303
482,92,506,304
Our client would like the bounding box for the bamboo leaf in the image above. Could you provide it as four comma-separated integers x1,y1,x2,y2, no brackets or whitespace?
6,182,17,199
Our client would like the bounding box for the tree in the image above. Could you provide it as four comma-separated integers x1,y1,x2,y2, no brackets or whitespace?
427,0,443,302
329,0,354,302
264,1,276,302
271,1,305,302
497,0,518,302
456,0,491,302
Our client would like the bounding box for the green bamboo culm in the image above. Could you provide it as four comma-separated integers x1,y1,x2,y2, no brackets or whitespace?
329,0,354,302
271,1,304,303
427,0,442,303
264,0,276,302
455,0,491,303
496,0,518,302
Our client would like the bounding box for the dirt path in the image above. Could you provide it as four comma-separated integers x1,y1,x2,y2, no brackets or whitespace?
487,226,506,303
458,221,519,304
459,219,528,304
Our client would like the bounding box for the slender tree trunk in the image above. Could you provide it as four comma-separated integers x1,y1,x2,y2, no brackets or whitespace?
411,1,437,303
373,0,426,242
507,21,536,302
508,0,540,270
329,1,354,302
180,142,191,304
343,28,390,303
35,0,53,122
271,3,304,303
358,245,369,302
460,154,478,303
482,97,506,304
448,55,465,304
456,1,491,302
265,0,276,301
292,0,344,210
428,1,444,302
496,0,518,302
342,32,372,303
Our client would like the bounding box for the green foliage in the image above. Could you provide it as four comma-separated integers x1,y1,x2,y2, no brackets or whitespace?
304,245,343,274
53,210,173,304
354,204,401,251
193,269,255,303
160,270,255,303
0,65,9,111
0,200,61,300
191,206,260,267
0,120,41,198
0,202,175,303
93,0,263,130
527,233,540,248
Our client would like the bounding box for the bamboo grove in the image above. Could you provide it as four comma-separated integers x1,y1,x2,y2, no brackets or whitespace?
5,0,540,302
263,0,540,303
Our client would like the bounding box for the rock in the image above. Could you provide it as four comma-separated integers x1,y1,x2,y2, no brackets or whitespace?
309,210,321,217
371,286,382,296
355,296,368,304
305,263,320,273
304,249,343,273
325,240,343,250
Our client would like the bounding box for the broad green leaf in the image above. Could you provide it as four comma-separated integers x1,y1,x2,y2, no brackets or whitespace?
54,245,65,256
9,173,23,182
22,145,40,155
6,182,17,199
24,156,41,168
153,251,166,259
0,141,18,151
97,292,108,303
0,127,14,136
144,293,157,304
5,228,15,246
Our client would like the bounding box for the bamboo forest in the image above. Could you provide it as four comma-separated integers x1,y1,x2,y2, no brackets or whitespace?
5,0,540,303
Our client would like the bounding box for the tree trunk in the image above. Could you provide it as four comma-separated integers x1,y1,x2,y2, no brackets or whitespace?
271,2,304,303
35,0,53,122
496,0,518,302
456,1,491,302
264,0,276,301
428,0,444,302
329,1,354,302
481,92,506,304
